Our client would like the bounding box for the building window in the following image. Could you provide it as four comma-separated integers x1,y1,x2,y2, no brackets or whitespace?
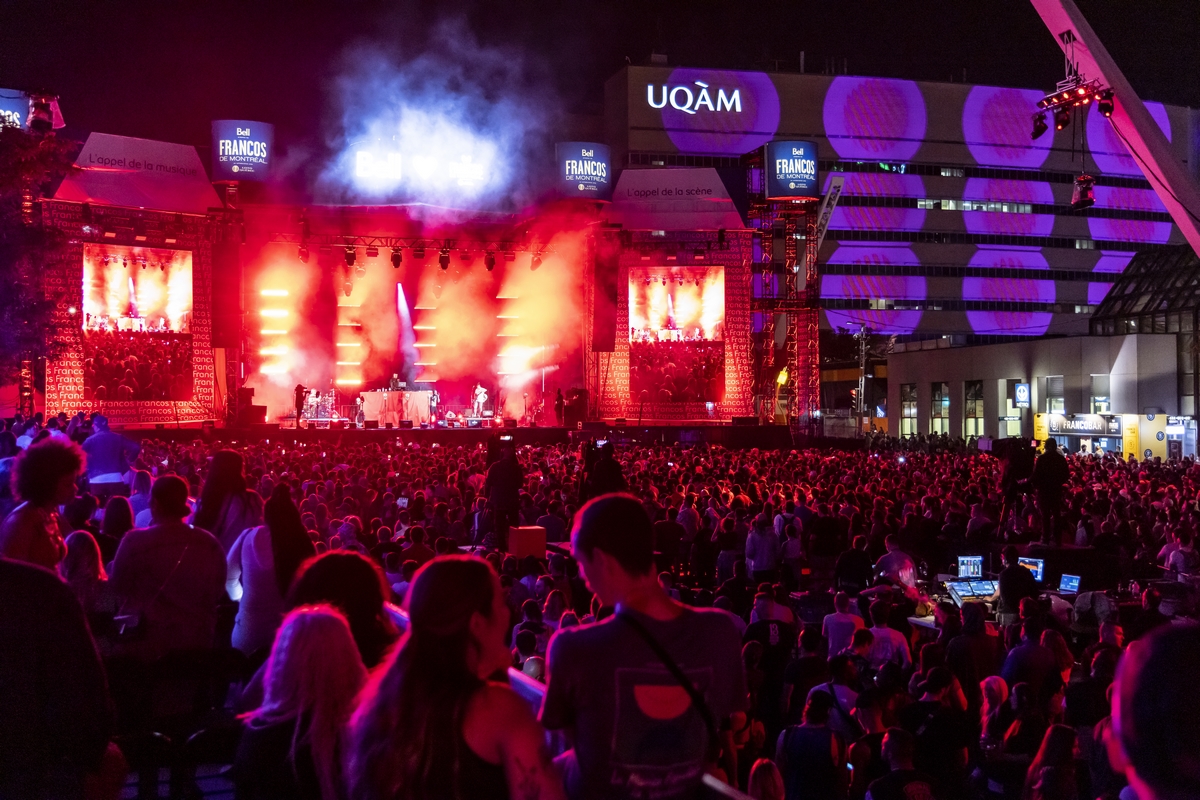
1090,375,1110,413
901,383,918,437
931,382,950,434
1047,375,1065,414
964,380,985,437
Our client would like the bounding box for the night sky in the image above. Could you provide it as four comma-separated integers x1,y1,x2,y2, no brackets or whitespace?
1,0,1195,153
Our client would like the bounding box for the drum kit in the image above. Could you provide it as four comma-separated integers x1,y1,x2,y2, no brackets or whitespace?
302,389,338,421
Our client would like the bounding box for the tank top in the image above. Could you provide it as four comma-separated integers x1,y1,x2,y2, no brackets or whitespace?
456,736,509,800
780,725,839,800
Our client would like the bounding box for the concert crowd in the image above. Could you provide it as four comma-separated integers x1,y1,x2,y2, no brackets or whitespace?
1,410,1198,800
628,340,725,403
82,331,193,403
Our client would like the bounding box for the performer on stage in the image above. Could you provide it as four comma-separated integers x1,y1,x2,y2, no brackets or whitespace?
293,384,307,429
472,382,488,417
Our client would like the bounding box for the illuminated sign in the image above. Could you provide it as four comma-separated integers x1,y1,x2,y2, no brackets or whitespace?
212,120,273,181
764,140,819,200
555,142,611,201
647,79,743,115
1045,414,1121,435
0,89,24,129
1014,383,1030,408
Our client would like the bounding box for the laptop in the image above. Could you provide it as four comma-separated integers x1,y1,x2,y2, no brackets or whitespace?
1058,574,1081,595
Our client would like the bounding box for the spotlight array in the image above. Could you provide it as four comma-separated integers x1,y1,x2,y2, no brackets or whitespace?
1031,77,1113,139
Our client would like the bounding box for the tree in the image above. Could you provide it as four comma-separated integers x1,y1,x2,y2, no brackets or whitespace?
0,125,77,386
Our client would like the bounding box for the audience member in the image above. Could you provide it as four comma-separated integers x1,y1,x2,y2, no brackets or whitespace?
233,605,367,800
0,438,81,569
345,557,564,800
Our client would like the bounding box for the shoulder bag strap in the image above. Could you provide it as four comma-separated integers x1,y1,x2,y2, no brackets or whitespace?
617,611,719,748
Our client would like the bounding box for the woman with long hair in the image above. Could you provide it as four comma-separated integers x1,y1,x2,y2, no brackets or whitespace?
747,758,785,800
1023,724,1078,800
59,530,118,621
128,469,153,518
1040,629,1075,685
980,675,1011,755
233,605,367,800
227,484,318,654
344,556,564,800
194,449,263,552
97,495,135,563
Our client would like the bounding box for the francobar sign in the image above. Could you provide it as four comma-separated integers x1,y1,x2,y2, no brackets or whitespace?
212,119,273,181
555,142,611,201
764,140,819,200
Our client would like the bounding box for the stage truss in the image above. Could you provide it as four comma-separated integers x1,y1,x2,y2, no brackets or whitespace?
40,200,222,424
744,147,821,437
585,229,754,422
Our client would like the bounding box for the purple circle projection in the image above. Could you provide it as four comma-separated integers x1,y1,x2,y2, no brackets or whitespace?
1092,251,1134,274
968,245,1050,271
1086,100,1171,175
964,248,1054,335
821,274,927,300
823,244,924,334
822,77,926,161
1087,215,1172,244
1093,185,1167,213
1088,282,1113,306
825,172,926,232
962,86,1053,168
659,69,781,155
961,178,1055,236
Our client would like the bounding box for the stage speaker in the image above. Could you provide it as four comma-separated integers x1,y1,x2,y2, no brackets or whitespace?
504,418,518,428
238,404,267,425
364,420,379,429
592,234,619,352
211,230,242,348
400,420,414,429
731,416,758,426
384,422,394,429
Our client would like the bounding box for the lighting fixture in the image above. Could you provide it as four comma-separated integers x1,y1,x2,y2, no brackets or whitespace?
412,246,426,259
1054,107,1071,131
355,265,366,279
391,247,402,268
484,252,496,271
298,244,309,263
365,246,379,258
1098,90,1114,118
1031,112,1048,140
438,249,450,270
344,247,356,267
343,280,353,296
530,253,542,271
1071,174,1096,211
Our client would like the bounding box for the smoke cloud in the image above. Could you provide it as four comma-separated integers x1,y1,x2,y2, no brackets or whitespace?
315,18,559,212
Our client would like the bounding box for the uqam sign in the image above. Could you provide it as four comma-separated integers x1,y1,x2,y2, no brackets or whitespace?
643,68,781,156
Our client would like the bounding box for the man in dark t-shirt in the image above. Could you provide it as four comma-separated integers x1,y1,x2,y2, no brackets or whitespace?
866,728,938,800
541,494,747,800
996,545,1039,623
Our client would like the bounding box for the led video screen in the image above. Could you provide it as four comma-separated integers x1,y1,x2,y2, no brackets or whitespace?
81,243,194,402
628,266,724,402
